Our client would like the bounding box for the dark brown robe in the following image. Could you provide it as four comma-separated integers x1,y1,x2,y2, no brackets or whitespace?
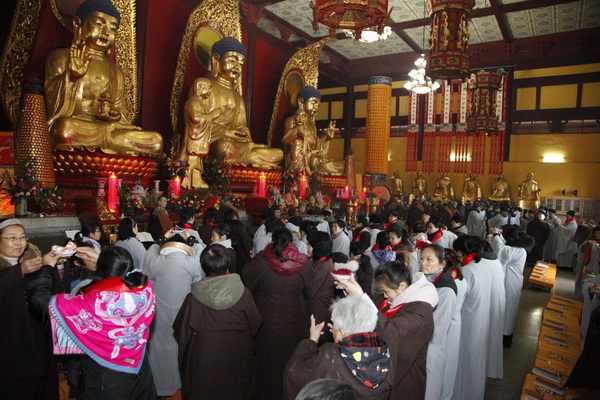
283,339,393,400
241,244,310,400
303,258,335,344
0,264,58,399
173,278,262,400
374,298,434,400
228,221,253,273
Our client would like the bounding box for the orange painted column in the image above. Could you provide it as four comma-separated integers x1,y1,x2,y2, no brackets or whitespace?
365,76,392,186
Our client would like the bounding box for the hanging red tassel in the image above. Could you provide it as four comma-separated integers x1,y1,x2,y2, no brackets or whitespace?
471,133,486,175
438,131,452,173
454,131,468,175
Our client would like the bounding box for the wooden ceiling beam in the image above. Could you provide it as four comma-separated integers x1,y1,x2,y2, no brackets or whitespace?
488,0,513,44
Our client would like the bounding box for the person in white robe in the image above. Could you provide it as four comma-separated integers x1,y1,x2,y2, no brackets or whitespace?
142,229,205,397
426,215,457,249
443,268,467,400
452,235,493,400
331,220,350,256
574,227,600,299
252,216,283,257
554,210,578,268
491,225,534,347
487,208,509,232
420,244,459,400
466,202,486,239
480,245,506,379
543,210,561,261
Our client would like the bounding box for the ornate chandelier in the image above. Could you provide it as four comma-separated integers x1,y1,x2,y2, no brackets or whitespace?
404,54,440,94
343,26,392,43
310,0,391,38
467,69,504,134
426,0,475,80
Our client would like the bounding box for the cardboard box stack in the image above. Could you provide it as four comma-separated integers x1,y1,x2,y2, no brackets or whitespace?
520,295,584,400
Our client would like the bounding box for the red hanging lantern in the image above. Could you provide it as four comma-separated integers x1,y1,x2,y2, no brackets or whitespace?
426,0,474,80
310,0,391,38
467,70,504,135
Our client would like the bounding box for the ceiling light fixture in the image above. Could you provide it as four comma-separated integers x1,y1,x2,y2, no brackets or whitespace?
404,54,440,94
343,26,392,43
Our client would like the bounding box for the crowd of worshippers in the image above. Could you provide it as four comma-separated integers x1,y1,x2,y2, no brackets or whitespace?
2,193,599,400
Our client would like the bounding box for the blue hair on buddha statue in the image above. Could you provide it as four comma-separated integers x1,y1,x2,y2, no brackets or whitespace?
76,0,121,23
297,86,321,101
211,37,247,59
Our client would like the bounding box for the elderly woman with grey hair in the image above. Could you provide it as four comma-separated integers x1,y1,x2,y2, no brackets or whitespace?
283,295,393,400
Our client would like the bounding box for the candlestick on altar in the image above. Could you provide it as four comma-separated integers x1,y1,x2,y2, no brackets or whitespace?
108,172,118,212
259,172,267,197
299,174,307,199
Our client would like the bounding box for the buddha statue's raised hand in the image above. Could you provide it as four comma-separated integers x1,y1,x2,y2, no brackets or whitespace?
68,28,91,78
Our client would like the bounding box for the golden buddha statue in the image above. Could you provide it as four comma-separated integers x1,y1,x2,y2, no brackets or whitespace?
408,170,427,202
180,78,221,188
433,175,454,203
205,37,282,169
489,175,510,202
461,172,482,204
45,0,163,157
388,170,404,196
283,86,342,176
518,172,541,210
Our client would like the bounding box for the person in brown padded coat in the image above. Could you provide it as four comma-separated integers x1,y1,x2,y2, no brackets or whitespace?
241,227,310,400
173,244,262,400
336,260,438,400
284,294,393,399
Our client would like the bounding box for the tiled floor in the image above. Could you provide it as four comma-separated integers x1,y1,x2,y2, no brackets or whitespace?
484,265,578,399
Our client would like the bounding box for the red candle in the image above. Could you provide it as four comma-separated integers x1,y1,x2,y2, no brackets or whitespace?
362,187,367,201
299,174,307,199
259,172,267,197
344,185,349,198
108,172,118,212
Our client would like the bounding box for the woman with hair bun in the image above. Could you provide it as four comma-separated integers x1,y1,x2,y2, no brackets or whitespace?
241,227,310,400
27,246,156,399
451,235,493,400
491,224,535,347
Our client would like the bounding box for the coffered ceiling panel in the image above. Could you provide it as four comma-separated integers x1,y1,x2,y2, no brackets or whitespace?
506,0,600,38
470,15,504,43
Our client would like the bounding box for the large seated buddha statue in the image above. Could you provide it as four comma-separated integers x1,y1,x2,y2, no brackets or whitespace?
205,37,282,169
45,0,163,157
282,86,342,176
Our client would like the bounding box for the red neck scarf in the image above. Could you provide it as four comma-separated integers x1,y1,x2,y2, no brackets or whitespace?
564,217,575,226
429,269,445,284
183,222,194,230
584,239,600,264
379,299,405,317
461,252,477,267
384,219,397,231
429,231,443,243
